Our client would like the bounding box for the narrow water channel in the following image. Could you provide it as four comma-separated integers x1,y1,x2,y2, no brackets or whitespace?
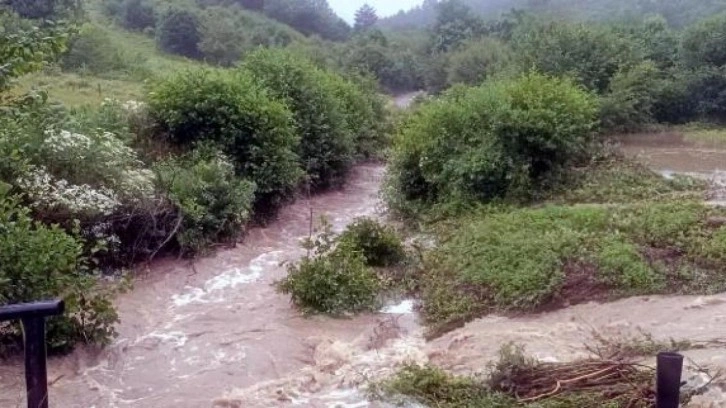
0,164,422,408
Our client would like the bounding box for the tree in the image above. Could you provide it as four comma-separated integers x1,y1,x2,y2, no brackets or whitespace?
354,4,378,31
681,13,726,69
431,0,485,53
446,37,513,86
6,0,80,19
120,0,155,31
263,0,351,41
238,0,263,11
156,8,201,58
0,10,71,92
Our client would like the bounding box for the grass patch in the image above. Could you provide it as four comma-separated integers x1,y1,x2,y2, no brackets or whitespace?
10,18,201,107
417,201,726,337
11,72,144,106
678,124,726,147
548,157,705,205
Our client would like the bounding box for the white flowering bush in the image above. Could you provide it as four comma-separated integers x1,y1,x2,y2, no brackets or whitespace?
17,166,121,218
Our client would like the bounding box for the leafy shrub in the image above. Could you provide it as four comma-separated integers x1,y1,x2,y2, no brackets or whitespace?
156,8,201,58
277,221,380,314
600,61,662,133
61,25,128,75
446,37,514,86
326,74,389,159
154,147,256,255
242,49,354,189
339,218,405,267
148,69,302,210
198,9,245,66
387,73,598,213
0,196,118,354
6,0,77,19
1,97,155,223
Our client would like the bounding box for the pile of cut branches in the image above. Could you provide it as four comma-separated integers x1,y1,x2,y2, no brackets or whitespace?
491,359,655,406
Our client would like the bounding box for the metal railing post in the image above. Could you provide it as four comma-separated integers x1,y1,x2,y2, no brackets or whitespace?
0,300,65,408
656,351,684,408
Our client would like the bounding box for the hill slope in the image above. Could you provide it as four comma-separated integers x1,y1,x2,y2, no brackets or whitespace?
380,0,726,29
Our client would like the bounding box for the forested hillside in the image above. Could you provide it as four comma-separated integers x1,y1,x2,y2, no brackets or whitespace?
381,0,726,29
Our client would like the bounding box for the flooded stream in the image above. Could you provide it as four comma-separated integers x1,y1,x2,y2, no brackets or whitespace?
3,126,726,407
0,164,422,408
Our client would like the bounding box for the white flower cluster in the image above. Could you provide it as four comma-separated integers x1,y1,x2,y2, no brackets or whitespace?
17,166,121,217
44,129,93,157
121,100,146,114
43,128,148,188
118,168,156,200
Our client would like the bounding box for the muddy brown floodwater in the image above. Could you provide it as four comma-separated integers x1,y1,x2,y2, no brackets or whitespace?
619,131,726,203
0,164,422,408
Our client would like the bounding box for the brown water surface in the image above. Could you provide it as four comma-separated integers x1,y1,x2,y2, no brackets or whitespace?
619,131,726,202
0,164,420,408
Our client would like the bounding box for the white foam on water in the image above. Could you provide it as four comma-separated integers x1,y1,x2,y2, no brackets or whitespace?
171,251,283,307
135,330,189,349
381,299,415,315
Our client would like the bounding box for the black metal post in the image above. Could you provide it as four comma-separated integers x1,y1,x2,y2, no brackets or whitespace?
22,317,49,408
0,300,64,408
656,351,684,408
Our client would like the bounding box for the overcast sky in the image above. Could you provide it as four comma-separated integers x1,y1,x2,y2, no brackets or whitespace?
329,0,424,23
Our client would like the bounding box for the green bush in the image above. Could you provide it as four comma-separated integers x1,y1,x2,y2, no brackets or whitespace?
198,9,245,66
339,218,405,267
148,69,302,210
446,37,514,86
326,74,389,159
61,25,129,75
386,73,598,213
156,8,201,58
277,221,380,314
241,49,354,189
600,61,662,133
154,147,256,255
0,197,118,354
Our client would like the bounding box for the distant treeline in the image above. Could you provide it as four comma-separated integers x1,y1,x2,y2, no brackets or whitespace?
381,0,726,29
